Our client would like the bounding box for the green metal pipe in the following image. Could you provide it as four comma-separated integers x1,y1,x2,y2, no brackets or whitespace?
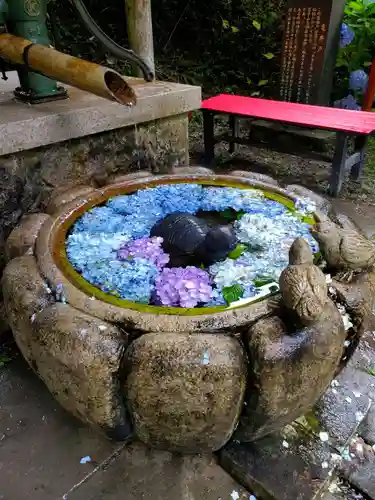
5,0,67,102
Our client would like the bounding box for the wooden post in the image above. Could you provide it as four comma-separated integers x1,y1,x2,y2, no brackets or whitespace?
125,0,155,78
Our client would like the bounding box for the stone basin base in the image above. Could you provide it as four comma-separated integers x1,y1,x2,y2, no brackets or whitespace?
2,167,375,454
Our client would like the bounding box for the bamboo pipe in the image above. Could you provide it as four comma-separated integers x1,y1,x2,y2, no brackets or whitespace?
0,33,137,106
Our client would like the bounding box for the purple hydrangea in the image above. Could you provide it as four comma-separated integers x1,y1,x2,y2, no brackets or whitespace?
154,266,213,308
333,94,361,111
349,69,368,92
117,237,170,269
340,23,355,48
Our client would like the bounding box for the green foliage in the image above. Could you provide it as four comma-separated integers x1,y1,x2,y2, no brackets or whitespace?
222,284,244,304
46,0,285,96
333,0,375,102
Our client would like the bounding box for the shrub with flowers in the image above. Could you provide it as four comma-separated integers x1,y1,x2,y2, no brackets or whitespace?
333,0,375,109
65,183,318,309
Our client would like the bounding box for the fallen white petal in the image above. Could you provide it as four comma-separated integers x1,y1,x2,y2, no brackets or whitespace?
282,440,289,448
319,432,329,442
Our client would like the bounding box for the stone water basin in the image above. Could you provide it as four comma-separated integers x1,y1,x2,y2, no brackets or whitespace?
2,167,375,453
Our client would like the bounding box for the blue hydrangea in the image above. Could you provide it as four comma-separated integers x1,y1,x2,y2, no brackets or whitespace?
152,184,204,215
123,213,161,239
81,257,159,303
333,94,361,111
349,69,368,92
108,190,164,217
108,184,204,218
200,187,262,212
340,23,355,48
74,207,128,234
66,232,130,272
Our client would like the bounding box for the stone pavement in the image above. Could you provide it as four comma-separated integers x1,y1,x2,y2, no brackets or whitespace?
1,197,375,500
0,351,251,500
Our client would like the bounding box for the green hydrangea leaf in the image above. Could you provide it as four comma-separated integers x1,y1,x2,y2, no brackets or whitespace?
253,275,275,287
228,244,247,260
222,284,244,305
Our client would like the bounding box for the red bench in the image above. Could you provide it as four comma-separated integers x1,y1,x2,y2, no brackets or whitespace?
201,94,375,197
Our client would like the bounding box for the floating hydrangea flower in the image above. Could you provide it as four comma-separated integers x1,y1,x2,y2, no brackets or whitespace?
153,184,204,215
349,69,368,92
333,94,361,111
200,187,265,212
234,213,284,248
66,231,130,272
154,266,213,308
210,259,258,289
74,207,128,234
340,23,354,48
122,213,161,239
81,257,159,303
117,237,170,269
108,184,204,218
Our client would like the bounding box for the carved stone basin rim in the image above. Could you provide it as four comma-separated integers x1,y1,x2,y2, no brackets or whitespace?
35,173,307,333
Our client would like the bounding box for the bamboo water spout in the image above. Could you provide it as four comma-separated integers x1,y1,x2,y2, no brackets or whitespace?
0,33,137,106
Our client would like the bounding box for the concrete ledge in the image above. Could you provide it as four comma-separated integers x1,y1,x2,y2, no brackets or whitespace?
0,72,201,156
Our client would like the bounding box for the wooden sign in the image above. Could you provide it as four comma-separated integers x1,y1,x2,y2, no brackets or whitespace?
280,0,346,105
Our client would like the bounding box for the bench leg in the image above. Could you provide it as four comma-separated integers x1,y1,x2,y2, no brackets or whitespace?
229,115,239,154
329,132,349,197
203,111,215,165
350,135,369,181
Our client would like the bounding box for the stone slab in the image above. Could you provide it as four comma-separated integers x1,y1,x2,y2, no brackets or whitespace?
359,404,375,445
67,443,251,500
0,351,120,500
219,423,336,500
339,453,375,500
0,72,201,156
309,365,372,451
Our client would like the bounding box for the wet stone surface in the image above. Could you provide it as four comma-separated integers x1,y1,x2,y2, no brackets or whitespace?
67,443,251,500
220,422,336,500
0,352,121,500
339,451,375,499
0,344,251,500
359,404,375,445
312,365,372,451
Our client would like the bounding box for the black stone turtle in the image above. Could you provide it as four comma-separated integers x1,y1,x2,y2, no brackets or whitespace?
150,212,237,266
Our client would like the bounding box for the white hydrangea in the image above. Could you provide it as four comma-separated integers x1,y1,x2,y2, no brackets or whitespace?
209,259,257,288
234,213,284,248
